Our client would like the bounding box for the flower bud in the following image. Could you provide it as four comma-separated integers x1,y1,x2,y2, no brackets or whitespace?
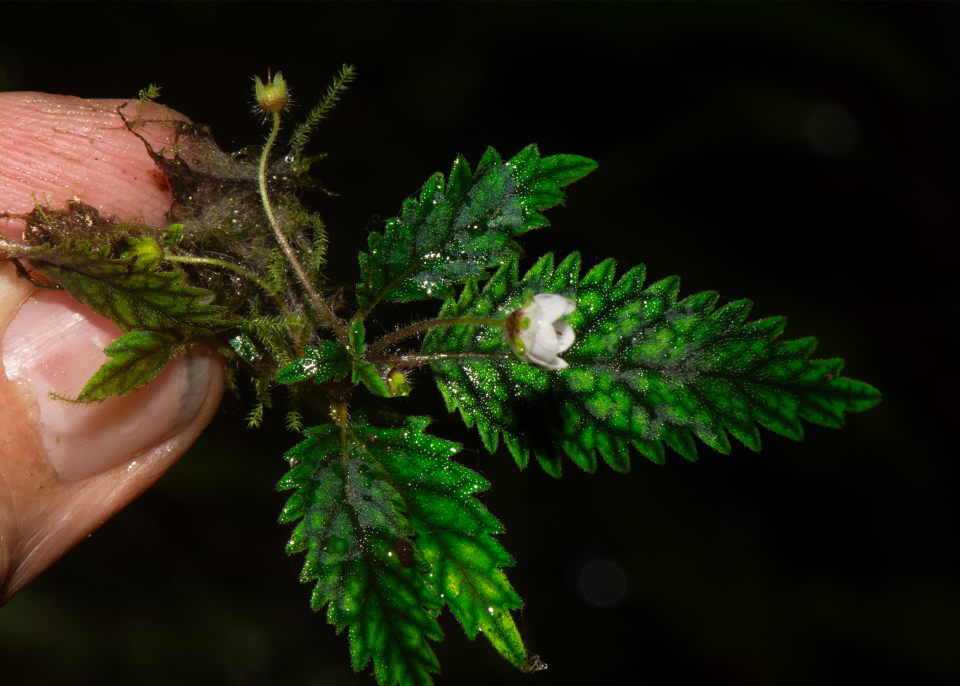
254,71,289,115
384,368,412,397
121,236,161,271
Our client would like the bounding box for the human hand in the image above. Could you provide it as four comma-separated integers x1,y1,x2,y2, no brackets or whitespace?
0,92,224,602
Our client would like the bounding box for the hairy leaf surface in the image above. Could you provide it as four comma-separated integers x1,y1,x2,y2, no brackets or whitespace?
228,332,261,364
370,415,527,671
75,330,179,403
21,240,236,334
357,145,595,309
278,414,528,685
422,254,882,476
277,342,351,384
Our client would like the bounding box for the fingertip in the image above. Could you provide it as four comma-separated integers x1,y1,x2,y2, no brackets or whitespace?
0,92,194,237
1,285,224,481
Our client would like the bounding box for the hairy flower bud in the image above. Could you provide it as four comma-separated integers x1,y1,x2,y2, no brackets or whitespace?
120,236,161,271
254,71,289,115
384,368,412,397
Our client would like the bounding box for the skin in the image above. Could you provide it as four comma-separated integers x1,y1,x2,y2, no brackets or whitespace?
0,92,225,603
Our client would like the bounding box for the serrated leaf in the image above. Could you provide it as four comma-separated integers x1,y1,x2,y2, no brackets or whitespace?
19,240,237,334
366,414,528,672
278,413,528,683
75,330,179,403
277,342,351,384
356,145,596,309
422,253,882,476
279,420,440,686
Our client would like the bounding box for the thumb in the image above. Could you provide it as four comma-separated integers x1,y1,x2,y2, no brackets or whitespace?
0,92,225,602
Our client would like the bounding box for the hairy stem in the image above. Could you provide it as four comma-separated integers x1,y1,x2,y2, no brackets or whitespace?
258,111,347,344
165,251,305,349
369,351,513,368
366,317,505,358
163,252,289,310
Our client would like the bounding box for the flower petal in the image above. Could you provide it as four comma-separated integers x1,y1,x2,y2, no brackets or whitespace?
533,293,576,322
531,320,562,361
554,320,575,353
518,324,538,354
537,356,568,370
527,348,568,370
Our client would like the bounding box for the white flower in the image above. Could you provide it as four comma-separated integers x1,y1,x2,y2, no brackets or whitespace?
505,294,577,370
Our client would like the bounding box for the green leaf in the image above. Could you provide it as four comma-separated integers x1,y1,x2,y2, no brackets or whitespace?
20,240,237,334
228,333,261,364
352,360,392,397
356,145,596,309
422,254,882,476
369,414,528,671
162,223,185,245
350,317,367,353
279,419,440,686
276,342,351,384
278,413,528,684
75,330,179,403
347,320,395,396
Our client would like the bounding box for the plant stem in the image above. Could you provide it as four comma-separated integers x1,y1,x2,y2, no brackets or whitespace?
366,317,505,358
371,351,513,368
163,252,289,310
258,111,347,344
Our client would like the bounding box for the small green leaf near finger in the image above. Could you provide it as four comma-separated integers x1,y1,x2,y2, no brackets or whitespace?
76,330,180,403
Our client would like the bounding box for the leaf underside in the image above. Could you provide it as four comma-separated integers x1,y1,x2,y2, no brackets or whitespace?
357,144,596,308
16,240,239,401
76,330,179,403
278,413,527,686
23,240,236,335
422,253,882,476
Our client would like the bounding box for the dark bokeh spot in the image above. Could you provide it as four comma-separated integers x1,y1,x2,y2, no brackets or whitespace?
579,559,628,608
807,105,859,156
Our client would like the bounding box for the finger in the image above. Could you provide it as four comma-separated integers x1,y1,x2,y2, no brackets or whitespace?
3,285,217,480
0,273,222,600
0,93,225,602
0,92,183,235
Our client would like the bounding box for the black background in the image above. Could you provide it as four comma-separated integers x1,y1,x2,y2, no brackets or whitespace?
0,2,957,685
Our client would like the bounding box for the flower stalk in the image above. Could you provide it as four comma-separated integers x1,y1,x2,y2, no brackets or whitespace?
256,77,347,345
365,316,505,358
